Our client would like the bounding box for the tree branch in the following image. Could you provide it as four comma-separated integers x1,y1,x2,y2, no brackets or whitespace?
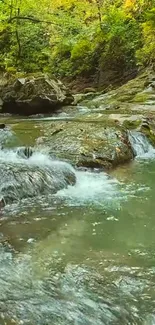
8,15,58,25
15,8,21,60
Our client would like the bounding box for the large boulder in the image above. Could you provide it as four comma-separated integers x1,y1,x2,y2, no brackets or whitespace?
41,121,134,169
0,75,73,115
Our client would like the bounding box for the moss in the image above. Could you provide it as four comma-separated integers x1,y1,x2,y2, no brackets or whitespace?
74,115,120,128
122,119,141,130
133,93,149,103
113,94,134,102
141,126,155,146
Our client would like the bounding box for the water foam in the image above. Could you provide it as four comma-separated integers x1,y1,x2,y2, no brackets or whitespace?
0,147,74,173
56,169,125,207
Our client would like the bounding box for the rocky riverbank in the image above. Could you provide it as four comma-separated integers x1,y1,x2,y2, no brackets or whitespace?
1,69,155,170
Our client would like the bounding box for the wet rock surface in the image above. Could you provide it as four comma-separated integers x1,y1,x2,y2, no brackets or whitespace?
69,70,155,160
73,69,155,115
42,121,134,169
0,150,76,205
0,76,73,115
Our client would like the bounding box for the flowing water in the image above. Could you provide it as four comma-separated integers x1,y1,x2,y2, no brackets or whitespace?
0,119,155,324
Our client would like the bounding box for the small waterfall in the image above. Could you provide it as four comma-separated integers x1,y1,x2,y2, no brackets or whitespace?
128,131,155,158
0,145,125,207
0,149,76,204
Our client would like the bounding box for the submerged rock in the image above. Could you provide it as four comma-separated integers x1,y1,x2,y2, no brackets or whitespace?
45,121,134,169
0,76,73,115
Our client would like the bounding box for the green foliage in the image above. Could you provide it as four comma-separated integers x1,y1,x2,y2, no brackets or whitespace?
49,39,73,76
136,8,155,66
70,38,95,75
96,8,141,75
0,0,154,81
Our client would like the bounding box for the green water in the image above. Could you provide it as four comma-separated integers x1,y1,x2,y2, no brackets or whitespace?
0,118,155,324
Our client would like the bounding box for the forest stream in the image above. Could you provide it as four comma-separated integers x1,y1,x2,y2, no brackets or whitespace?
0,114,155,325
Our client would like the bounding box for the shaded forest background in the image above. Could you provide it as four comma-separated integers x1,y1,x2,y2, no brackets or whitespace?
0,0,155,89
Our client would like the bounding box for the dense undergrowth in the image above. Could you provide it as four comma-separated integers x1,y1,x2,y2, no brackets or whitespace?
0,0,155,87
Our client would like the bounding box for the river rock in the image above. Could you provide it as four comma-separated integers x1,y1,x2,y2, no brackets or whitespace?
16,146,33,159
0,159,76,204
0,75,73,115
44,121,134,169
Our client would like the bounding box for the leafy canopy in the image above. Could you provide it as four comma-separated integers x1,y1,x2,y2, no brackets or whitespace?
0,0,154,79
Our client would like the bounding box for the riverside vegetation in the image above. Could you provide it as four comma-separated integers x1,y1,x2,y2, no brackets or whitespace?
0,0,155,89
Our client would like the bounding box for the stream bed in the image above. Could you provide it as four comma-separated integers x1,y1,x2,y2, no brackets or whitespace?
0,117,155,324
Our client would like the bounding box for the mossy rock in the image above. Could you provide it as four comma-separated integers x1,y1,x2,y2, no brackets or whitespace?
78,70,155,113
42,120,134,169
